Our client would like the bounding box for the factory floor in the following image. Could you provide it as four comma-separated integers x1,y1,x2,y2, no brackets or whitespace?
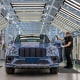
0,60,80,80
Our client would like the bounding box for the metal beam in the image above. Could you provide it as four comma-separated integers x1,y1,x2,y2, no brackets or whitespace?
40,0,55,33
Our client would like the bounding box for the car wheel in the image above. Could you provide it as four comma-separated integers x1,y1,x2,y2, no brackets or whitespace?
50,67,58,74
5,67,15,74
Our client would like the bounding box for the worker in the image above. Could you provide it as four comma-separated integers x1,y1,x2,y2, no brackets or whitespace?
56,32,73,69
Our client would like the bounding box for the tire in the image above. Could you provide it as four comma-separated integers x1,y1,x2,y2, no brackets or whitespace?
5,67,15,74
50,67,58,74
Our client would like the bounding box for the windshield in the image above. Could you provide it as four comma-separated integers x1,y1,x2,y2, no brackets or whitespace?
14,34,50,43
20,38,40,42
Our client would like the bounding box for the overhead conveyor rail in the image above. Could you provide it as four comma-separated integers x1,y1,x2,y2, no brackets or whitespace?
65,0,80,10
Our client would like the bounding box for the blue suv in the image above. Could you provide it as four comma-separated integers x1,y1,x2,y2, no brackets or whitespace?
5,34,60,74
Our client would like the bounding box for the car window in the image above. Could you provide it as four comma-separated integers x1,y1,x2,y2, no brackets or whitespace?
14,35,50,43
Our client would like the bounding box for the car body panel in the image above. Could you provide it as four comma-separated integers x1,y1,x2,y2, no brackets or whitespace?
5,34,61,69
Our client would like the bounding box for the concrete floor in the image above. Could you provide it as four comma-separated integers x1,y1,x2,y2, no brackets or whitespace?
0,65,80,80
0,49,80,80
0,60,80,80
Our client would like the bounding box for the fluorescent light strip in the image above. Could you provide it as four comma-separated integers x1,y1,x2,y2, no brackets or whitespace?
14,7,44,9
15,11,43,13
14,9,44,12
53,20,71,31
18,18,41,21
59,10,80,23
20,19,41,22
17,14,42,17
56,15,80,30
11,2,45,5
69,0,80,6
61,7,80,20
20,37,40,39
12,4,45,7
64,2,80,11
60,8,80,21
18,17,41,19
53,19,75,31
16,12,43,14
56,14,80,29
16,13,42,16
65,0,80,10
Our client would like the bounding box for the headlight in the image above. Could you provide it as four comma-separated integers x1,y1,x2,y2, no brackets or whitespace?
10,47,17,54
47,46,58,54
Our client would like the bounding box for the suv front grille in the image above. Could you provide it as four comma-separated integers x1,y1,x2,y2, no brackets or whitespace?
18,48,46,57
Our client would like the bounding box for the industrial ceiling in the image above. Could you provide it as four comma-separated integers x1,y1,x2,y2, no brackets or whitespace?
0,0,80,34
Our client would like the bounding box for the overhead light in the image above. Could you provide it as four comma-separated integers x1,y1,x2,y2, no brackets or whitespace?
14,8,44,12
13,7,44,9
11,2,45,5
20,19,41,22
15,11,43,13
16,11,43,14
18,16,41,19
60,7,80,21
19,17,42,20
56,14,80,29
12,4,45,7
16,12,43,17
65,0,80,10
64,2,79,11
16,14,42,17
59,10,79,23
53,19,75,31
68,0,80,6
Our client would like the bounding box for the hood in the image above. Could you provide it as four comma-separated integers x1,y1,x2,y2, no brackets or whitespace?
14,42,49,48
21,42,41,47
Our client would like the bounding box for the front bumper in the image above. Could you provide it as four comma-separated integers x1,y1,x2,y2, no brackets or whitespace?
6,64,59,69
5,56,59,69
6,63,59,69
